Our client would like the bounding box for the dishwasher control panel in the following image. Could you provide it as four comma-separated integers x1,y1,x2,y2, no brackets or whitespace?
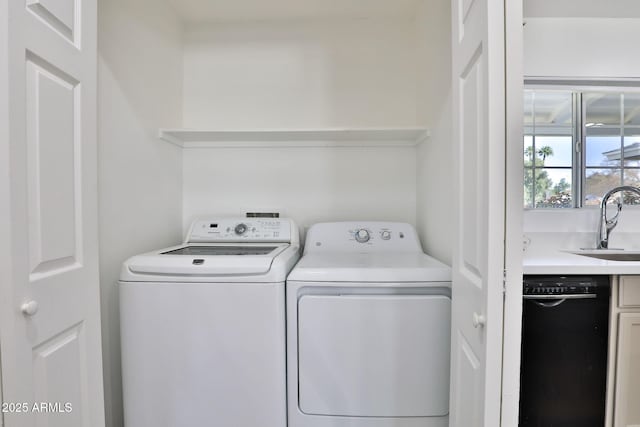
523,276,609,296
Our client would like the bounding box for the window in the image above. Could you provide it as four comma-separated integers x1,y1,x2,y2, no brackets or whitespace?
524,90,575,208
524,89,640,208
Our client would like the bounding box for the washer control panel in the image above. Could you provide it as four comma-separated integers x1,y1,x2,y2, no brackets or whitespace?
188,218,292,243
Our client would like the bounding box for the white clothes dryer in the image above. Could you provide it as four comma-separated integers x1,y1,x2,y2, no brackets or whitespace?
119,218,300,427
286,221,451,427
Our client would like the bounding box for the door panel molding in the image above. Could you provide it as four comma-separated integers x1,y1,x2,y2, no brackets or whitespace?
25,53,83,281
26,0,79,46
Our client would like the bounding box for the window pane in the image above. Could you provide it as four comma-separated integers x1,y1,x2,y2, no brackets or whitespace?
625,127,640,138
524,91,534,127
523,89,575,209
524,169,534,209
534,136,572,167
524,135,533,164
529,91,573,137
623,128,640,166
585,134,622,167
624,93,640,126
585,92,621,126
533,169,552,207
623,168,640,189
533,91,573,127
534,169,572,208
584,168,621,206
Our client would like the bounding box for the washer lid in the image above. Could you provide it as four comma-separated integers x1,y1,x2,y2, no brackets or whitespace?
287,252,451,283
122,243,289,278
161,245,279,256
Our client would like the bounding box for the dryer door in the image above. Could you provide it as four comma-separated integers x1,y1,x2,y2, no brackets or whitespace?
297,294,451,417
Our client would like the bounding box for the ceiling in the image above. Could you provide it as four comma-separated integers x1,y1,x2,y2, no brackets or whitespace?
167,0,423,24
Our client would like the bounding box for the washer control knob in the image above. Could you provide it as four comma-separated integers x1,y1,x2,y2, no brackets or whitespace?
355,229,370,243
234,223,248,235
381,231,391,240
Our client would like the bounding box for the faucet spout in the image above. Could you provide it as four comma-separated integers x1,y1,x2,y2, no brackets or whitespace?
597,186,640,249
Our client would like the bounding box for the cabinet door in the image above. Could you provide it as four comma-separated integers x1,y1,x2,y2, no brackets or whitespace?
614,313,640,427
619,276,640,308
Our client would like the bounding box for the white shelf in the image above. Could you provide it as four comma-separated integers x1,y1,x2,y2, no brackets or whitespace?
158,128,429,148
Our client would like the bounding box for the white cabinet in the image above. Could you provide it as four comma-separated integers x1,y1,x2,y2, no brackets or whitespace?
614,313,640,427
609,276,640,427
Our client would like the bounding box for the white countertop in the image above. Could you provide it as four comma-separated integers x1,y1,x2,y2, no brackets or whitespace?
523,250,640,275
523,232,640,275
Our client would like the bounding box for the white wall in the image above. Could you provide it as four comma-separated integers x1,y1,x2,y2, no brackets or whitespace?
415,0,452,264
182,18,419,128
181,17,421,232
182,146,417,234
524,18,640,80
97,1,183,426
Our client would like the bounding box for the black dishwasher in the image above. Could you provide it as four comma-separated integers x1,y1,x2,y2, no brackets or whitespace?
519,275,610,427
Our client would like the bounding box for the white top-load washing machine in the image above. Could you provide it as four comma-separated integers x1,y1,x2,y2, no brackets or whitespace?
287,221,452,427
119,217,299,427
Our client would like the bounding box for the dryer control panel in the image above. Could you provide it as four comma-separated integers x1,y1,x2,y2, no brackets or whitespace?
187,218,293,243
304,222,423,253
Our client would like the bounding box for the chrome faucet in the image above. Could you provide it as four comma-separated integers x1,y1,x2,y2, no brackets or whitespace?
597,185,640,249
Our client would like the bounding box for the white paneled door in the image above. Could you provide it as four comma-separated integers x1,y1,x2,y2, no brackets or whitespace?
450,0,507,426
0,0,105,426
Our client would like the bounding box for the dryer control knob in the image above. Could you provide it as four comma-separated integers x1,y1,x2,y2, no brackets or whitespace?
381,231,391,240
355,229,370,243
234,223,248,235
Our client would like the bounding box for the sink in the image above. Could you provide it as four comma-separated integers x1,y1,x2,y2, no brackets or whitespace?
567,249,640,262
